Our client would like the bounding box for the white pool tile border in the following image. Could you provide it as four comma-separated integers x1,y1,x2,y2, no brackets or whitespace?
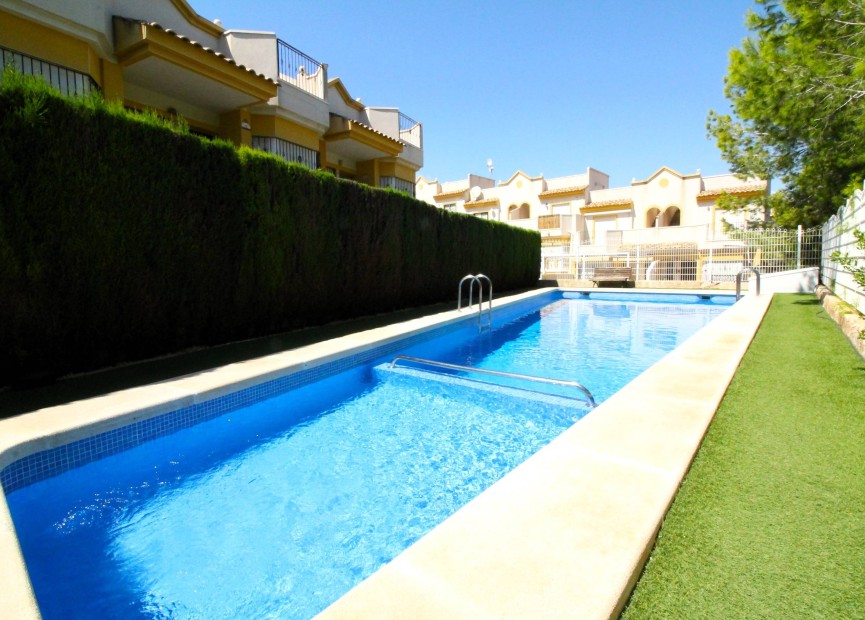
0,288,770,619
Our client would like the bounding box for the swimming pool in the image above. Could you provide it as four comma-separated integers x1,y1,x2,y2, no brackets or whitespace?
0,289,736,618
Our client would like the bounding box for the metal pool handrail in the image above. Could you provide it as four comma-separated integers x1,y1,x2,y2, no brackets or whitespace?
457,274,492,330
389,355,597,408
735,267,761,301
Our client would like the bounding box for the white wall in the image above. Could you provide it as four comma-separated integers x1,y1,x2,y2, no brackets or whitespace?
749,268,819,294
224,30,278,78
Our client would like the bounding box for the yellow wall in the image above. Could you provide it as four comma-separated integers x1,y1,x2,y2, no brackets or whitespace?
99,59,125,101
379,160,416,183
219,109,252,146
0,10,100,82
250,115,321,151
356,160,378,186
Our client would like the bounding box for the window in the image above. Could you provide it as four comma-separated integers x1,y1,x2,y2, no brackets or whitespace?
474,211,489,219
592,216,617,244
443,203,457,212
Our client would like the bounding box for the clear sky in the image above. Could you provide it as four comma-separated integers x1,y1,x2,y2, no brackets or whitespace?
194,0,757,188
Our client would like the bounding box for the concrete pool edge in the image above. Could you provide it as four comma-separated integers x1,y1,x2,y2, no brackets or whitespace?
315,291,773,619
0,288,769,618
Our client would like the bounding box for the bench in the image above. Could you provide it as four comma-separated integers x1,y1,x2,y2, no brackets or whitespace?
591,266,633,287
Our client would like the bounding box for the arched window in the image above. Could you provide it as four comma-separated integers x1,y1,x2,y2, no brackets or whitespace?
645,207,661,228
664,206,681,227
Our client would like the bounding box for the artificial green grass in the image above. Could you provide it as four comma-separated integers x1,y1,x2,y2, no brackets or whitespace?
621,294,865,619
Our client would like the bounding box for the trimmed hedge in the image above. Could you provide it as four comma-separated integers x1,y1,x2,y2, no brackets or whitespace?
0,73,540,385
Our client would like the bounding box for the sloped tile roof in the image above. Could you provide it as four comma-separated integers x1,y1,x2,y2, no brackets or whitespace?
697,182,767,199
583,198,634,208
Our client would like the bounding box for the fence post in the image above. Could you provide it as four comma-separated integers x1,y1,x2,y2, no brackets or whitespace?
797,225,803,269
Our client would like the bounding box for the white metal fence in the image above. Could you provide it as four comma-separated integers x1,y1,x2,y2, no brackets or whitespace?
542,226,822,284
822,183,865,313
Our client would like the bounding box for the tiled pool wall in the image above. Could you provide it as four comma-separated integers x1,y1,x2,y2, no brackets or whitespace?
0,290,559,495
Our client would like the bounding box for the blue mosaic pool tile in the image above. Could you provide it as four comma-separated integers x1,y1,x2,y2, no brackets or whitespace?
0,314,487,495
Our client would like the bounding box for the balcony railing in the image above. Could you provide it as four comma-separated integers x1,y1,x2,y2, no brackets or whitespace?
538,215,561,230
399,112,422,148
380,176,415,197
277,39,324,99
1,47,98,98
252,136,320,169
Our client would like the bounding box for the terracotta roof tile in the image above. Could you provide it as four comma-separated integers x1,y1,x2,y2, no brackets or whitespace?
583,198,633,208
697,182,767,199
539,185,587,198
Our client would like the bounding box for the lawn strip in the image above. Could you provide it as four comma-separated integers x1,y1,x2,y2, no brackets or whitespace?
621,293,865,619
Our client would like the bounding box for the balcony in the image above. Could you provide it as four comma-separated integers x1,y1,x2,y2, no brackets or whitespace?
113,18,277,117
325,114,403,161
277,39,324,99
399,112,422,148
364,107,423,168
1,47,98,97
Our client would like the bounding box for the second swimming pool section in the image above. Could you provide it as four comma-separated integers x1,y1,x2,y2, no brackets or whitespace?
0,288,766,619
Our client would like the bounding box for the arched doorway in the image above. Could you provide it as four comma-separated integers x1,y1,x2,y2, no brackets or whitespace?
645,207,661,227
664,206,681,226
508,204,530,220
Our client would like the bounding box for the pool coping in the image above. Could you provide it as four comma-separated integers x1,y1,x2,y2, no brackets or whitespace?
0,288,772,619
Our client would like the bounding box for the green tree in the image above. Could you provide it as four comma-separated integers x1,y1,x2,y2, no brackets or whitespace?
708,0,865,227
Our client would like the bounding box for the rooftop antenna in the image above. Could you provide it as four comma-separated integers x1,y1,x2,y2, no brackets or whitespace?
486,158,494,175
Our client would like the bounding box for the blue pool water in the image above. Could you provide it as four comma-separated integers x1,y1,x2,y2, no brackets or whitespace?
5,293,731,619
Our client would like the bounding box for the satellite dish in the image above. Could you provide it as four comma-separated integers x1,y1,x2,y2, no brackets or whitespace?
469,186,483,201
486,158,494,174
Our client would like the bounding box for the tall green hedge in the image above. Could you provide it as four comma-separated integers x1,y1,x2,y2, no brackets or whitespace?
0,73,540,385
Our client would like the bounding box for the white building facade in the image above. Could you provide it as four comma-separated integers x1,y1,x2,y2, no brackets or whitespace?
417,166,769,283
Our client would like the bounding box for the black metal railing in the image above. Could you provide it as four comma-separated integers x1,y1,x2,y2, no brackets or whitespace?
252,136,320,169
276,39,324,99
398,112,422,147
1,47,98,98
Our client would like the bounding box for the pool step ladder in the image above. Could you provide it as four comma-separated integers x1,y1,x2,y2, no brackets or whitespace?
458,274,492,330
735,267,761,301
390,355,597,408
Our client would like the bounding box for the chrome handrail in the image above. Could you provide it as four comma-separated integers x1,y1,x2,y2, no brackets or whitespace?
457,274,492,329
389,355,597,408
735,267,761,300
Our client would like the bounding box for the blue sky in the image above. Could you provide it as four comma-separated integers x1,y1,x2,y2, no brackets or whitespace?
195,0,757,187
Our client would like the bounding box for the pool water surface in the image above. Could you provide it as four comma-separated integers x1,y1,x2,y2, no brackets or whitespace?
5,293,730,618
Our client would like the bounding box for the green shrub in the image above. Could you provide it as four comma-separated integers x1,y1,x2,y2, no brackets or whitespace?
0,72,540,385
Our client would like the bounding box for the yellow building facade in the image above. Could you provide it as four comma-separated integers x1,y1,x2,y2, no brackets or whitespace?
0,0,423,192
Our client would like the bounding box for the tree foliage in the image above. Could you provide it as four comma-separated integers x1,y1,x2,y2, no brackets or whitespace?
708,0,865,227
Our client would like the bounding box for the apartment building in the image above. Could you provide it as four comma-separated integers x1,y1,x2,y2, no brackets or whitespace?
418,166,766,244
0,0,422,192
417,166,769,282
